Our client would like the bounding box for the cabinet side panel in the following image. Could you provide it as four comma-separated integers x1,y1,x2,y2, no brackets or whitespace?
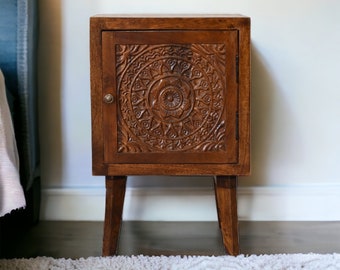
90,19,106,174
237,19,251,175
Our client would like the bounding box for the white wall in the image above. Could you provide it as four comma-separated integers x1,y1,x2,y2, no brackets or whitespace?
38,0,340,221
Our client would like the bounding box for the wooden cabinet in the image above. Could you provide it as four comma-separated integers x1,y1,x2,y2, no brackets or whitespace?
90,15,251,256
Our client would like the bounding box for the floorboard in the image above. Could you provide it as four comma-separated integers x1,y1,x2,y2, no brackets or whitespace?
1,221,340,259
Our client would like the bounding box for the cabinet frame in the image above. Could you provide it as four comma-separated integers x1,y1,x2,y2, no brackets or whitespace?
90,15,251,176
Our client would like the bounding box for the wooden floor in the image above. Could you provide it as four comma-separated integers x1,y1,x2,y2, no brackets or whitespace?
2,221,340,259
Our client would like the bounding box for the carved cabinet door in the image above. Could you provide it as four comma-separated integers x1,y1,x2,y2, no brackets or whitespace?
101,30,239,165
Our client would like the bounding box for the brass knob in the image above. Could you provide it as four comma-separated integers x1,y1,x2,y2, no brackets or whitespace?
103,94,114,104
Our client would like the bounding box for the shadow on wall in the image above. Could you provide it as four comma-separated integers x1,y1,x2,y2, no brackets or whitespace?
38,0,63,187
239,43,288,187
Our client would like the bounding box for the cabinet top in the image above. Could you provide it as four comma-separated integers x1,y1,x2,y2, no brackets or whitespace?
90,15,250,30
91,14,249,18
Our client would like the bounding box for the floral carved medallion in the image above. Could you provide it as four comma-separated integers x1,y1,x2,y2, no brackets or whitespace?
116,44,227,153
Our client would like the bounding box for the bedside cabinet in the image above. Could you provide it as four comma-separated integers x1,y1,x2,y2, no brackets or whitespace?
90,15,251,256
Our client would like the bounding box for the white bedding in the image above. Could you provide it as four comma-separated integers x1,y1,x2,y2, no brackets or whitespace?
0,69,26,217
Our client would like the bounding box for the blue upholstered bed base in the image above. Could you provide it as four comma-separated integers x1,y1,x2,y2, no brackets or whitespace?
0,0,40,192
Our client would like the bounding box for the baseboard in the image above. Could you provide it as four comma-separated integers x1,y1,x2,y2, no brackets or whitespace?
40,184,340,221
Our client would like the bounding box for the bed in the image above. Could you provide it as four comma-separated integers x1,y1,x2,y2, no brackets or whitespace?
0,0,40,256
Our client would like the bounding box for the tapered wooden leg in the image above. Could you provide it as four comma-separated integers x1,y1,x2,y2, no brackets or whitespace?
214,176,239,256
102,175,127,256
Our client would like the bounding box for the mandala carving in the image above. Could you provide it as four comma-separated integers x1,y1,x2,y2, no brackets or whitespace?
116,44,227,153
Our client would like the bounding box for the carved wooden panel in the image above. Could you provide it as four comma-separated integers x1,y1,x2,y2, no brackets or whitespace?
99,28,244,165
116,44,227,153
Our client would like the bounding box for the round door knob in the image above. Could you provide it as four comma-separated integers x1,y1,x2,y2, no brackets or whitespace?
103,94,114,104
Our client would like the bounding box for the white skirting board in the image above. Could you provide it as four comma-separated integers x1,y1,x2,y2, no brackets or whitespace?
40,184,340,221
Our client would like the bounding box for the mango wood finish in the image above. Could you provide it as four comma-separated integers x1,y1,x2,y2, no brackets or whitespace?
90,15,250,256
